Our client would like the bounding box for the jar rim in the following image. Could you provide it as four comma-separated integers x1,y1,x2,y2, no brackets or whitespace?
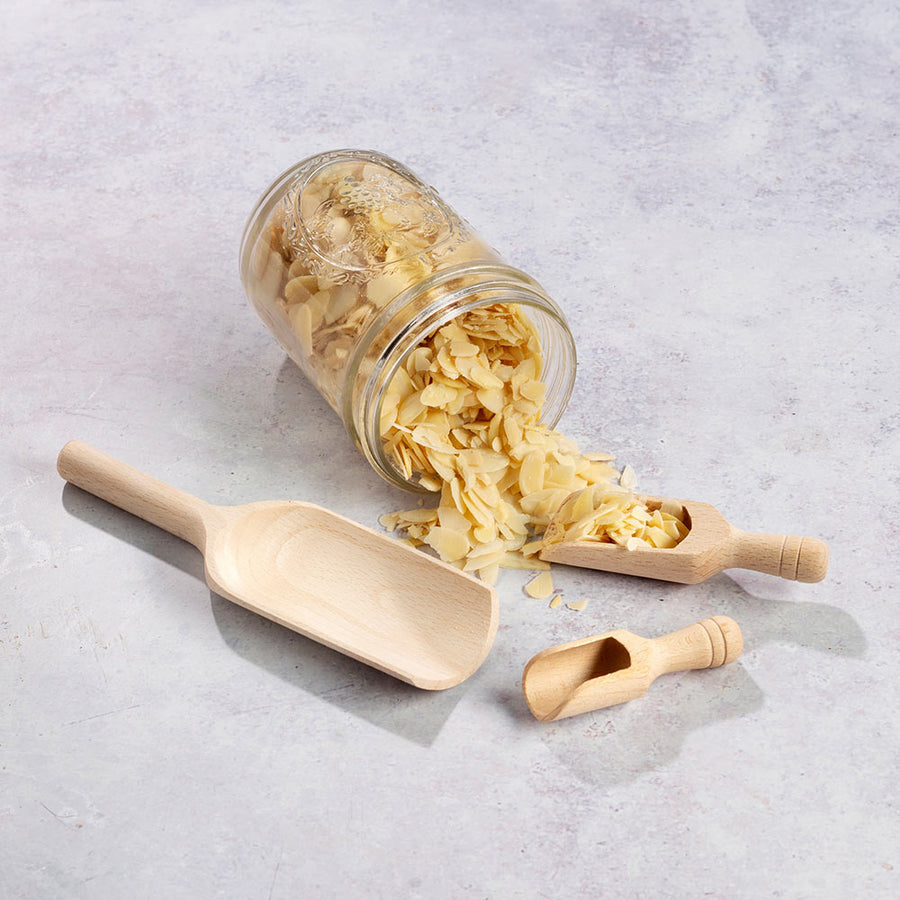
349,266,577,492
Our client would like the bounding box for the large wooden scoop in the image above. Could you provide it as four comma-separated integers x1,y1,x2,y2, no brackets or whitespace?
539,494,829,584
522,615,743,721
57,441,498,690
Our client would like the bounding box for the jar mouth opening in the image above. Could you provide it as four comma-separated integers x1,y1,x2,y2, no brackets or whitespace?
354,271,577,493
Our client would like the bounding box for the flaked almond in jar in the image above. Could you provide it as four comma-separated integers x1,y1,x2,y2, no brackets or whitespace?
240,150,688,583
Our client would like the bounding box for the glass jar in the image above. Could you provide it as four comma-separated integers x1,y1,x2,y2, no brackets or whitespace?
239,149,576,492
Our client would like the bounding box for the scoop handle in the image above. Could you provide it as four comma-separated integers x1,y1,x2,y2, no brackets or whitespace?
650,616,743,676
57,440,213,549
726,530,829,583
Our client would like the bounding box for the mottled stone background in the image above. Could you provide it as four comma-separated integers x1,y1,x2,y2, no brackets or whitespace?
2,1,897,897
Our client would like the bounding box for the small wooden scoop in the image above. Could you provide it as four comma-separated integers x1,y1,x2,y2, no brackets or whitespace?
57,441,498,690
522,615,743,721
539,494,829,584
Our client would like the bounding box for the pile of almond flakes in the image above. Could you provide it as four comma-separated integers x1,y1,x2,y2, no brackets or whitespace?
378,302,688,602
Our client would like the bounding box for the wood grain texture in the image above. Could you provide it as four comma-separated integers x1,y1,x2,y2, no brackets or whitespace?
539,495,829,584
58,440,498,690
522,616,743,721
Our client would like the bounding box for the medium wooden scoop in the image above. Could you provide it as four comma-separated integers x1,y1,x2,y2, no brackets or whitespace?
522,615,743,721
539,494,829,584
57,440,498,690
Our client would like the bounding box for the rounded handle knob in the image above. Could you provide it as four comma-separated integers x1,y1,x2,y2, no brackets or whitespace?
730,532,830,583
789,537,830,583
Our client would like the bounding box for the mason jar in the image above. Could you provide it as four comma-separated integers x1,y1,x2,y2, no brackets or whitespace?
239,149,576,492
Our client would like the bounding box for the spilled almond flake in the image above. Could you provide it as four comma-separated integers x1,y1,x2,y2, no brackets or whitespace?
524,571,555,600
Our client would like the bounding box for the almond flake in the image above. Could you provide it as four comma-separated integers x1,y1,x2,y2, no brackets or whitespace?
524,571,554,599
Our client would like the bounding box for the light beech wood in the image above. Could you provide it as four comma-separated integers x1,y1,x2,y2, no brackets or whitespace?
57,440,498,690
522,615,743,721
539,494,829,584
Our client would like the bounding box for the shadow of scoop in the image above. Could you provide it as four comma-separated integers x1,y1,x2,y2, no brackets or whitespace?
209,593,472,747
524,663,765,786
505,570,866,786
